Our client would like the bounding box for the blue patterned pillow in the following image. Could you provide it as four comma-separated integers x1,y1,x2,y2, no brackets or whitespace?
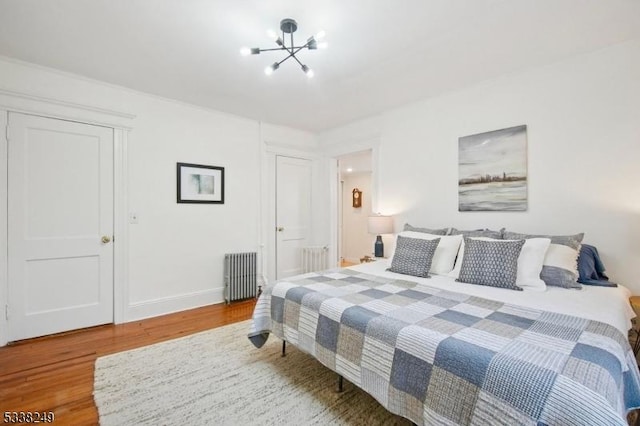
388,236,440,278
404,223,448,235
449,228,505,239
456,237,525,290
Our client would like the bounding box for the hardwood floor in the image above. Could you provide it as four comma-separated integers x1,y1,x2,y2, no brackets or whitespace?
0,299,256,425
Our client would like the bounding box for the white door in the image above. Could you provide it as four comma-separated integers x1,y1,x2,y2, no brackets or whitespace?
7,113,114,341
276,155,312,279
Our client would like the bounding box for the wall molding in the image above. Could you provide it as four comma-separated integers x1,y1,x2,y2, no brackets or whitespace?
126,288,224,322
113,129,129,324
321,133,381,157
264,140,320,158
0,88,135,130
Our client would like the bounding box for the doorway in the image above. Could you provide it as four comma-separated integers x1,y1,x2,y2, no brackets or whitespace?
7,113,115,341
336,150,373,267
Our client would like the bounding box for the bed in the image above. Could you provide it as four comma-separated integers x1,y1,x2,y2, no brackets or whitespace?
249,258,640,425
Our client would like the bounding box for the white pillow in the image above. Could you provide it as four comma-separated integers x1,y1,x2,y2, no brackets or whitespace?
448,237,551,291
392,231,462,275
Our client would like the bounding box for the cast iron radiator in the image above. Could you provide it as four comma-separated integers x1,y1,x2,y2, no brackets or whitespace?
224,252,257,304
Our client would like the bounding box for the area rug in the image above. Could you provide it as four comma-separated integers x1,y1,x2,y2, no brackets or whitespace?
93,320,410,425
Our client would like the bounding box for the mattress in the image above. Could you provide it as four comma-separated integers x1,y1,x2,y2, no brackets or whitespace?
249,261,640,425
353,259,635,335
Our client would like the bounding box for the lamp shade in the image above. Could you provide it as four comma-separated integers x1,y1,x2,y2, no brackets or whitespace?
368,215,393,235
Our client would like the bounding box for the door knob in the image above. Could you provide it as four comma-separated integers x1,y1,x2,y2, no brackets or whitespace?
101,236,111,244
276,227,284,232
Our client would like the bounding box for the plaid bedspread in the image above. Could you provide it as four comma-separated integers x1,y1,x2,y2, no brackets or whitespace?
248,269,640,425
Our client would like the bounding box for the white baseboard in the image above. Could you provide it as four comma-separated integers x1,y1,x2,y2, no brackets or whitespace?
126,287,224,322
0,321,7,347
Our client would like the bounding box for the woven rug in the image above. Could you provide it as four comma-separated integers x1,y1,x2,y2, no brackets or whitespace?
93,320,410,425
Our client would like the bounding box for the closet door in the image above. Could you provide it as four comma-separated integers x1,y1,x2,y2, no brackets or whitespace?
7,113,114,341
275,155,312,279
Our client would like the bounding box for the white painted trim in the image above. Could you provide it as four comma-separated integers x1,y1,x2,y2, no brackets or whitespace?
113,129,129,324
258,124,269,286
126,288,224,322
322,133,381,158
0,89,134,130
264,139,318,155
328,158,340,268
0,93,132,346
263,141,320,160
327,138,381,273
262,143,318,283
371,146,381,213
265,151,277,283
0,110,8,346
0,88,135,119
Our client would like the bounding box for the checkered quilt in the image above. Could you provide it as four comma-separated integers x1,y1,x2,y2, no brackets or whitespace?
248,269,640,425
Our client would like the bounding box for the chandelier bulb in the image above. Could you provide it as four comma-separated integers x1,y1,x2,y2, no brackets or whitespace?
240,47,251,56
265,62,280,76
267,29,278,41
302,65,314,78
315,30,326,40
318,42,328,50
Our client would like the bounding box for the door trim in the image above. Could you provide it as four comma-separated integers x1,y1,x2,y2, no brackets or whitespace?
0,103,131,346
0,88,135,129
325,138,381,271
262,141,318,284
0,111,8,346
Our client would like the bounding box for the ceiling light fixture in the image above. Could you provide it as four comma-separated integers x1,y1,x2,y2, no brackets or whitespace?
241,18,326,77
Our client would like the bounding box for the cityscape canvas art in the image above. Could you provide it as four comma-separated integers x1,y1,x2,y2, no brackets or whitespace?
458,125,528,211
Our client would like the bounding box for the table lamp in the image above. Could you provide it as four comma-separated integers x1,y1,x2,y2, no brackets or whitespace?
368,215,394,257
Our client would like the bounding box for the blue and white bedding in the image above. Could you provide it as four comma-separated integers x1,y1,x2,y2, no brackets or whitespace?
249,261,640,425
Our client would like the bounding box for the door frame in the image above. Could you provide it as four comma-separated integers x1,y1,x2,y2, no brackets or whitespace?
261,141,318,284
0,92,134,346
325,138,381,270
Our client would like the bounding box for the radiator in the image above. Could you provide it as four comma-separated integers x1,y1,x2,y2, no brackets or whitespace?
302,246,329,273
224,252,257,304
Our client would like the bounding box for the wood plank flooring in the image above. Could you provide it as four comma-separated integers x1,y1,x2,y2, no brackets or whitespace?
0,299,256,425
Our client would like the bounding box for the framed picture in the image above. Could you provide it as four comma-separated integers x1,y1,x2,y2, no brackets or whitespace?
458,125,528,211
177,162,225,204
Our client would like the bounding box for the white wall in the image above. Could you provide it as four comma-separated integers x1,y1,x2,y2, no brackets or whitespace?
341,173,373,262
0,57,315,326
126,101,261,318
320,39,640,292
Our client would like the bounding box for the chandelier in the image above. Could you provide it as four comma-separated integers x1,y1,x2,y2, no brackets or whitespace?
241,18,327,77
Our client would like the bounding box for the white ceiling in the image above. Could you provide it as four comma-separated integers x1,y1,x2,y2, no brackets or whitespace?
0,0,639,132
